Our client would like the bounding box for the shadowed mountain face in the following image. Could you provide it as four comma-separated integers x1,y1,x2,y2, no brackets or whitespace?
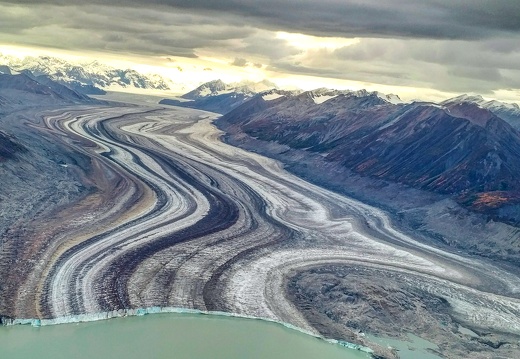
0,131,26,161
0,73,66,98
0,71,101,110
0,71,99,274
0,71,100,170
218,91,520,223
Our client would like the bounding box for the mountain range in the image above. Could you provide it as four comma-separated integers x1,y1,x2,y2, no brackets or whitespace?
214,87,520,225
166,78,520,128
159,79,408,114
0,54,173,94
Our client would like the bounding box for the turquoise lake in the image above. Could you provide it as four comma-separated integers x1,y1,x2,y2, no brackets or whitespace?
0,312,371,359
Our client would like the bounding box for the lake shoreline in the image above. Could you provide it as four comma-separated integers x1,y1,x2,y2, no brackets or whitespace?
0,306,376,357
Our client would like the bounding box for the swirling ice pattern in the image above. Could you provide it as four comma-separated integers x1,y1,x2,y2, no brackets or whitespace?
15,105,520,339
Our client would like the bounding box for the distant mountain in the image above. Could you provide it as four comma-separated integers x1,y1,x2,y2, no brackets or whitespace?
161,81,405,115
217,89,520,224
181,79,228,100
0,54,173,94
160,79,278,114
442,94,520,130
0,65,15,75
301,87,405,105
181,79,277,100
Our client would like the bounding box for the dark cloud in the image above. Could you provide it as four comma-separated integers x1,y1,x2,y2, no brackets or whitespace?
0,4,253,57
238,32,301,60
231,57,248,67
269,60,413,87
447,66,503,82
3,1,520,40
268,35,520,94
334,38,520,74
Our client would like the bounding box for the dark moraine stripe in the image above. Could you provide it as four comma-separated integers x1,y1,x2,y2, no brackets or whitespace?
94,115,242,310
66,113,240,312
95,156,240,311
38,131,175,316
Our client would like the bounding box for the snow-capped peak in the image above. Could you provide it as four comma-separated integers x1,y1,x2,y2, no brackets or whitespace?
304,88,405,105
376,92,404,105
445,94,485,104
485,99,520,111
442,94,520,112
231,79,277,94
0,53,173,92
182,79,277,100
440,93,520,129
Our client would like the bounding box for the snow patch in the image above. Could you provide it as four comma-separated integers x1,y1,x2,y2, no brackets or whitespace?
312,94,337,104
199,87,212,97
262,93,285,101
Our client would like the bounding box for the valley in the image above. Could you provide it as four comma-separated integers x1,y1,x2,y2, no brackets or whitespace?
1,94,520,358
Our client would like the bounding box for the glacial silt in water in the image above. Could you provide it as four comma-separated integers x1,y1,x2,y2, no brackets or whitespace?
0,313,371,359
367,333,442,359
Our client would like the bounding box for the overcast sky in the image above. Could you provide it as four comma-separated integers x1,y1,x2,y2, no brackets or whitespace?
1,0,520,101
